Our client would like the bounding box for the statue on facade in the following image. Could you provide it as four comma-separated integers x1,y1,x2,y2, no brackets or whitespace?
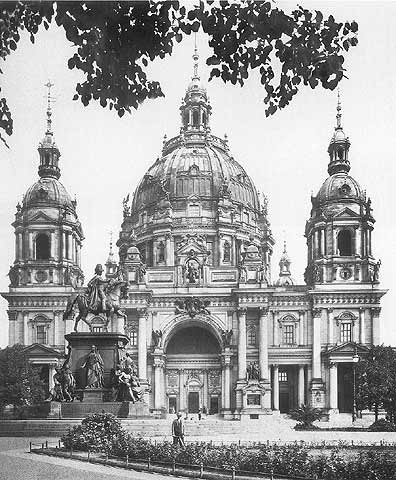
246,361,260,382
136,262,147,283
82,345,104,388
238,263,247,282
175,297,211,318
63,265,127,332
122,194,130,218
186,259,200,283
371,259,381,283
152,330,163,348
221,329,233,347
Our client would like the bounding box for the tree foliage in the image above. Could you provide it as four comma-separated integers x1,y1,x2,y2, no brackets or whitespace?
0,344,46,413
356,345,396,422
0,1,358,147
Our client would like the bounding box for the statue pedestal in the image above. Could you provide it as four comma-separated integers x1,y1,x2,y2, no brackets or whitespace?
79,388,104,403
65,332,129,390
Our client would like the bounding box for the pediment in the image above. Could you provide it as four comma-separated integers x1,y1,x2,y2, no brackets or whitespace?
326,342,369,356
23,343,62,358
176,234,209,256
29,211,54,223
333,207,359,219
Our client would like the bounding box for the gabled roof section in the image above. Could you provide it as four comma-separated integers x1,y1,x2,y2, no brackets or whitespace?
332,207,360,219
23,343,62,358
325,341,369,356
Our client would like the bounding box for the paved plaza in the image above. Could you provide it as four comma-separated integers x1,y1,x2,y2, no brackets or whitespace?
0,437,190,480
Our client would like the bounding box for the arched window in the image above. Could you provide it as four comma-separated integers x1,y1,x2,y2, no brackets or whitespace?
202,111,206,126
337,230,352,256
36,233,50,260
247,326,256,346
192,110,199,127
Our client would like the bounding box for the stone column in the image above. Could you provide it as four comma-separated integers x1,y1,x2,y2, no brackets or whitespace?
62,231,66,259
50,231,55,259
312,308,322,379
165,234,173,266
298,311,305,346
237,308,247,380
28,232,34,259
153,355,165,410
258,307,269,380
221,354,231,411
371,307,381,345
359,308,366,344
66,232,72,260
53,311,61,346
273,365,279,410
272,311,278,346
203,369,208,410
137,308,148,380
298,365,305,406
16,232,22,261
327,308,334,345
356,227,362,256
23,311,29,345
179,369,185,411
321,229,326,256
329,362,338,410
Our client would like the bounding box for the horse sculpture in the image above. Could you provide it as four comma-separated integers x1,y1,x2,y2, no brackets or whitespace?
63,269,127,332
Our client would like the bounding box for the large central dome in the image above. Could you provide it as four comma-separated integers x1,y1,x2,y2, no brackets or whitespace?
131,135,260,214
118,49,273,275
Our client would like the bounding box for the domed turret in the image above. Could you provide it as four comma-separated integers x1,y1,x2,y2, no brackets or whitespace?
305,94,377,286
8,81,84,290
276,241,294,286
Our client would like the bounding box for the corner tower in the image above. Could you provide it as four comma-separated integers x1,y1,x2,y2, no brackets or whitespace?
2,82,84,350
305,95,378,286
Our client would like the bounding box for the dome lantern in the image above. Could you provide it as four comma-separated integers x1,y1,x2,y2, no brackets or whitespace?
38,80,61,180
327,90,351,176
179,45,212,134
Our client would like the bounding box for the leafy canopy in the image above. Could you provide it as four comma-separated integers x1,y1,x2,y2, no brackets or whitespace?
0,344,46,411
0,1,358,146
356,345,396,421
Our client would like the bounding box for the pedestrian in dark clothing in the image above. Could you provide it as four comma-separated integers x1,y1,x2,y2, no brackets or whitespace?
198,408,202,421
172,412,185,447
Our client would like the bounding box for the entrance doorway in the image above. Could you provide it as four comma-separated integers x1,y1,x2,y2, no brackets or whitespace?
210,396,219,414
338,363,353,412
188,392,199,413
168,396,177,414
278,366,297,413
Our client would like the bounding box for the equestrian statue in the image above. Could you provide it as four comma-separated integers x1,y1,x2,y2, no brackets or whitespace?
63,264,127,332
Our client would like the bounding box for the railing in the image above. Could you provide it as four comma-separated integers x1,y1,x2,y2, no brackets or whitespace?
30,438,396,480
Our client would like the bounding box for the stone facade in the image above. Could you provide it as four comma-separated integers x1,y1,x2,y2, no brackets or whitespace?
2,59,386,418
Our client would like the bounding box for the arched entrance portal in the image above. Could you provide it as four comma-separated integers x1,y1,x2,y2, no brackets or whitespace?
165,324,222,416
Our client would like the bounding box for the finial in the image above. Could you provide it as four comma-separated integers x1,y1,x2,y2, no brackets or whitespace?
109,230,113,253
192,33,199,80
44,80,54,134
336,87,342,129
283,239,287,254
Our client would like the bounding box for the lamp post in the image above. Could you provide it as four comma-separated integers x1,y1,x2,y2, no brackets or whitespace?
352,346,360,423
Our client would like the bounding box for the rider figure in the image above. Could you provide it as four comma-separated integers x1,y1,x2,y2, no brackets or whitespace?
86,264,109,314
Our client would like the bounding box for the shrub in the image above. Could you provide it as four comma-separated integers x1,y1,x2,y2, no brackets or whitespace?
369,418,396,432
289,404,322,428
62,413,126,452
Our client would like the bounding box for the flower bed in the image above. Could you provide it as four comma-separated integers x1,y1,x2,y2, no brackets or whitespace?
61,414,396,480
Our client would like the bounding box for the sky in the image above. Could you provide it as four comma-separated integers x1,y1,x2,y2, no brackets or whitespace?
0,1,395,348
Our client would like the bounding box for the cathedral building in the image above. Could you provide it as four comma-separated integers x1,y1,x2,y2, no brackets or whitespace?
2,54,386,418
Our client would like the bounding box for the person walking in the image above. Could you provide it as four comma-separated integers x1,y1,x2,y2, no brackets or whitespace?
172,412,185,447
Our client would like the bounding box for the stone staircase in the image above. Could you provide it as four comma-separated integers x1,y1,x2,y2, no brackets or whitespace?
0,414,297,439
